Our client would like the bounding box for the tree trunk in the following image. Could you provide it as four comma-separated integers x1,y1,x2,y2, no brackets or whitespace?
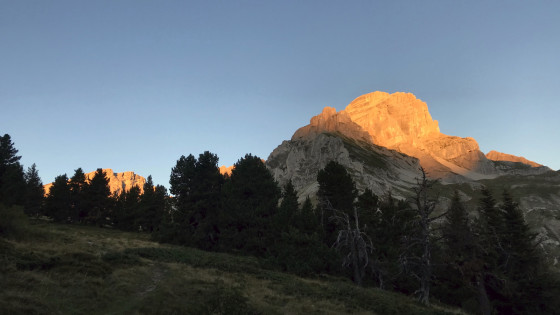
352,234,362,286
476,273,492,315
419,239,431,305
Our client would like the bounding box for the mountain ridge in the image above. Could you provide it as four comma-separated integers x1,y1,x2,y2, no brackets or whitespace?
43,169,146,196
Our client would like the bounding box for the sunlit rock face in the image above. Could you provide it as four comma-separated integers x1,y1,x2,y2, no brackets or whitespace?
219,165,233,176
89,169,146,195
486,150,543,167
292,107,373,143
344,92,440,147
44,169,146,196
289,91,498,181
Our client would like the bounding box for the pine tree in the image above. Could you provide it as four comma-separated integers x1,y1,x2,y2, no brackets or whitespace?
275,180,299,229
114,185,141,231
69,168,87,223
44,174,72,222
0,134,25,206
317,161,357,245
136,176,167,233
355,188,379,234
23,163,44,217
220,154,280,255
473,187,504,314
167,154,197,244
496,191,543,314
83,169,112,226
438,190,483,312
165,152,223,247
370,192,415,291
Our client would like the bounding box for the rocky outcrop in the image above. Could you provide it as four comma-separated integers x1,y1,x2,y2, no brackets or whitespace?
292,107,373,143
219,165,234,176
44,169,146,196
486,150,543,167
267,133,421,203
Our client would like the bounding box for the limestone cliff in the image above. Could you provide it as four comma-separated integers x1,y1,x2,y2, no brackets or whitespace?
44,169,146,196
268,133,421,203
486,150,543,167
290,91,505,181
219,165,234,176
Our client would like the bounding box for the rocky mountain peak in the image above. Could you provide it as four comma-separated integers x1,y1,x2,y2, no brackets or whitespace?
344,91,440,147
287,91,498,180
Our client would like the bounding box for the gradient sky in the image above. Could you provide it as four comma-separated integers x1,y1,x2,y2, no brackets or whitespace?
1,1,559,187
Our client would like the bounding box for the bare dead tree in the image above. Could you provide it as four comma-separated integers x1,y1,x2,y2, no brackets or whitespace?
326,199,373,286
400,167,446,305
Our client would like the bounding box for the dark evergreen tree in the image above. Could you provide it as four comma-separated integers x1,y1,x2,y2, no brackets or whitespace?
220,154,279,256
163,152,223,247
23,163,44,217
166,154,197,244
268,182,337,275
369,193,416,291
69,168,87,223
274,180,298,229
190,151,224,249
495,191,544,314
316,161,357,245
137,176,167,233
436,190,483,313
44,174,72,222
83,168,112,226
0,134,25,206
474,187,504,314
355,188,379,234
114,185,141,231
317,161,356,212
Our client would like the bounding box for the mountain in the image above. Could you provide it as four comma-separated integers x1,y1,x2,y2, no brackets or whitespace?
290,91,503,181
266,91,560,267
44,169,146,196
267,91,550,200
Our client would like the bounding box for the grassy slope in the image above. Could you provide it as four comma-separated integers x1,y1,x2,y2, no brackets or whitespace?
0,222,463,315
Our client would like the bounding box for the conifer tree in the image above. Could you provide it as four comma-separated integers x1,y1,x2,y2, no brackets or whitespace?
167,154,197,243
438,190,483,312
367,192,415,291
317,161,357,245
220,154,279,255
23,163,44,217
137,176,167,233
114,185,141,230
0,134,25,206
495,191,543,314
45,174,72,222
473,187,503,313
166,152,223,247
69,168,87,223
83,169,112,226
275,180,298,229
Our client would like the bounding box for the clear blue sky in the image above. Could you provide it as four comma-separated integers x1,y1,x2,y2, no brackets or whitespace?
2,1,559,187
